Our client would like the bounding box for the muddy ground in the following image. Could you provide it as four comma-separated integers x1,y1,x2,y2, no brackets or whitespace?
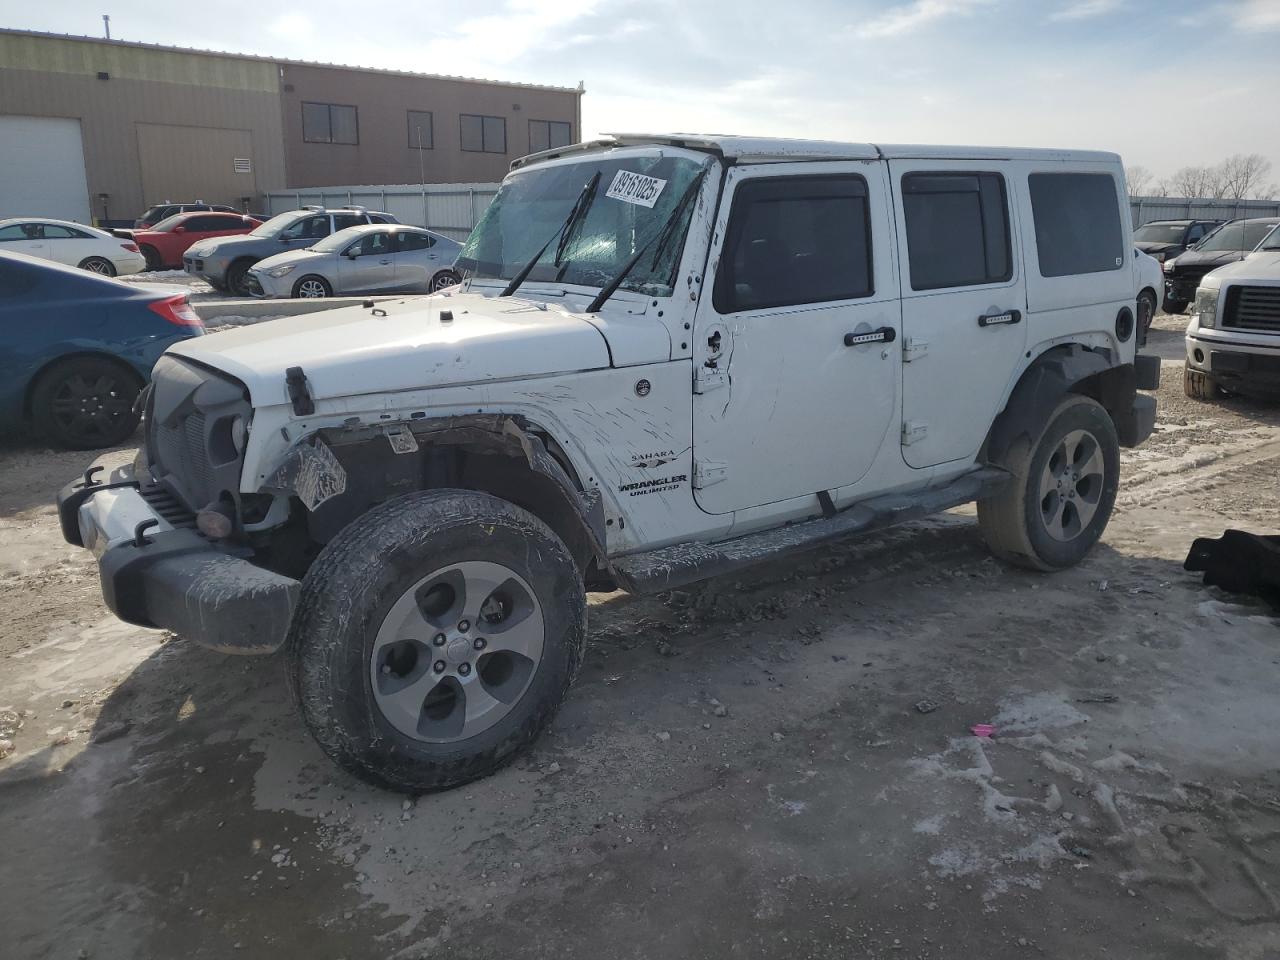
2,313,1279,960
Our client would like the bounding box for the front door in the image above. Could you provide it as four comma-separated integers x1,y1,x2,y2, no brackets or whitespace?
888,161,1028,468
337,230,397,293
691,162,900,515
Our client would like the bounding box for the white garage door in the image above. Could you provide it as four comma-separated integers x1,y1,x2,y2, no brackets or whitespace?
0,116,92,223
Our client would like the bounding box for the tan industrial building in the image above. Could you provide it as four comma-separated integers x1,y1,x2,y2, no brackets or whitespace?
0,29,582,223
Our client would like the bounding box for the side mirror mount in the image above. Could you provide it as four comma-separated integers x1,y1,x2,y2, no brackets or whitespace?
172,225,186,234
345,249,359,260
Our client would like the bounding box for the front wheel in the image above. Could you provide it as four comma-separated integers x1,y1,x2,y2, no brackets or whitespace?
1137,289,1157,338
226,260,254,297
287,490,586,793
140,245,162,272
978,395,1120,571
1164,298,1189,315
78,256,116,277
292,275,332,298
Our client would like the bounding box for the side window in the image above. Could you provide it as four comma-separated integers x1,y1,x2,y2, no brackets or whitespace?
529,119,572,153
279,215,329,241
713,175,874,314
0,224,32,241
1028,172,1124,277
1186,224,1206,243
901,172,1011,291
333,214,364,231
349,232,392,257
367,214,394,224
396,231,435,252
40,224,81,239
184,215,227,231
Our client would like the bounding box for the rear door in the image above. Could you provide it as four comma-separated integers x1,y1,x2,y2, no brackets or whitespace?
691,161,900,514
390,230,439,291
336,231,397,293
888,161,1026,468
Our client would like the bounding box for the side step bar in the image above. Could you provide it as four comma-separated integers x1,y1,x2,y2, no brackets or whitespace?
612,466,1012,595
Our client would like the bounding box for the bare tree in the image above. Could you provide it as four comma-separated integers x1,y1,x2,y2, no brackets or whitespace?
1125,164,1153,196
1216,154,1277,200
1168,165,1221,200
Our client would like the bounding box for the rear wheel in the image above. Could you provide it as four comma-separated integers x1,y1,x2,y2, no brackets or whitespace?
431,269,461,292
30,356,141,450
1184,361,1223,401
292,275,332,298
78,257,116,277
1137,289,1157,338
979,395,1120,571
288,490,586,793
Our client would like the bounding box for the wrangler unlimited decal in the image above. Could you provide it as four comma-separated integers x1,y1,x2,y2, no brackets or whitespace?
618,474,688,497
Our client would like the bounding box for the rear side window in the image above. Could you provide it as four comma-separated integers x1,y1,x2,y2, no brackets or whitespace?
333,213,364,230
713,175,873,314
397,231,435,252
43,224,93,239
901,172,1011,291
1028,173,1124,277
184,215,232,231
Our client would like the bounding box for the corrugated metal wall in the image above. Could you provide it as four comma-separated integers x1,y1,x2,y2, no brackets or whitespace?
1131,196,1280,227
263,183,500,240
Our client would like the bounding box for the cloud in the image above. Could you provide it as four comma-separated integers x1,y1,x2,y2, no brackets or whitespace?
856,0,992,38
1048,0,1121,21
1228,0,1280,30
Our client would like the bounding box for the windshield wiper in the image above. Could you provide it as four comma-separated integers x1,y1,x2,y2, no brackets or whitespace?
585,166,710,314
500,171,601,298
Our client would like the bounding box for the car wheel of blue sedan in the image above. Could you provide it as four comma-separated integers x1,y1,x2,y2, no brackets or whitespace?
31,356,142,450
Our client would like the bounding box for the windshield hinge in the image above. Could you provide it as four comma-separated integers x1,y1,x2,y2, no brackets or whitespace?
693,458,728,489
902,338,929,362
285,366,315,416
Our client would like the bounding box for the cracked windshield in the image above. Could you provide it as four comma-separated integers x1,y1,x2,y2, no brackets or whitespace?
456,153,707,297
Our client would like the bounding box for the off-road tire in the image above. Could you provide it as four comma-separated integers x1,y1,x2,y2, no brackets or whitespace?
226,259,255,297
287,489,587,793
978,395,1120,571
30,356,142,450
1183,362,1223,401
1164,298,1189,315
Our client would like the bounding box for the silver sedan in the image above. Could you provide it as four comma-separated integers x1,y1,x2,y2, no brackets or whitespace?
248,224,463,298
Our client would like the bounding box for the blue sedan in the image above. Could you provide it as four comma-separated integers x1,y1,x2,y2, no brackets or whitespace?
0,251,204,449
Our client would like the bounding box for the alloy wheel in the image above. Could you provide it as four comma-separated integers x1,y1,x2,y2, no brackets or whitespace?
48,372,131,445
1037,428,1105,541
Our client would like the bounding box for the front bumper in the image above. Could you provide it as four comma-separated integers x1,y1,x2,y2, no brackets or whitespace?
1187,333,1280,389
57,464,299,654
1165,276,1201,304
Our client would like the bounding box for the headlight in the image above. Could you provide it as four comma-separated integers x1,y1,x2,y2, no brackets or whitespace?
230,415,248,453
190,245,213,258
1193,286,1219,328
1163,260,1176,274
267,264,297,278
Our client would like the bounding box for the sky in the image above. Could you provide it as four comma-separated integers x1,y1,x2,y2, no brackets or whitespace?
3,0,1278,184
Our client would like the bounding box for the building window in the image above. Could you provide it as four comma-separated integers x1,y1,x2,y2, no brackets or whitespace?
529,119,572,153
901,172,1011,291
302,102,359,145
408,110,434,150
460,114,506,153
1028,172,1124,277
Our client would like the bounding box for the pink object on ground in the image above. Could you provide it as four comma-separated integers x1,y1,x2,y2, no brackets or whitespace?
970,724,996,739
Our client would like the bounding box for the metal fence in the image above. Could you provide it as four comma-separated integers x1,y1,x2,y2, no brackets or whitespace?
262,182,501,241
1131,195,1280,228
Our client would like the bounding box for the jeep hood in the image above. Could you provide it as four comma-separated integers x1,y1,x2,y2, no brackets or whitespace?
166,293,614,406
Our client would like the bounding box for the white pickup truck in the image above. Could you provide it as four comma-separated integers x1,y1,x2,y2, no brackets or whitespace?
1184,225,1280,399
59,135,1159,792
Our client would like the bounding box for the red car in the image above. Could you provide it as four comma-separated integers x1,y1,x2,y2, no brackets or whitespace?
128,211,262,271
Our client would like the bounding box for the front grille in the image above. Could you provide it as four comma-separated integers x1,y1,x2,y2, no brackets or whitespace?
139,483,196,528
1223,286,1280,333
153,411,210,492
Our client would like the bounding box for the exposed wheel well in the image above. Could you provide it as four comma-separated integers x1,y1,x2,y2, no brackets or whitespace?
276,416,607,584
22,352,144,421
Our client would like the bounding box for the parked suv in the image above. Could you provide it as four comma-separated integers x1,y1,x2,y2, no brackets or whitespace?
59,135,1158,793
1133,219,1224,263
135,201,236,229
1163,216,1280,314
183,206,398,295
1184,224,1280,399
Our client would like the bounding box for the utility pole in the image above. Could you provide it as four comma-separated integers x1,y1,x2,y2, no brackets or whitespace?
102,14,110,39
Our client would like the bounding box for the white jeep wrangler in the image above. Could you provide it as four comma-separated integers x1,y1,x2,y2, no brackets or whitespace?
59,135,1159,792
1184,226,1280,400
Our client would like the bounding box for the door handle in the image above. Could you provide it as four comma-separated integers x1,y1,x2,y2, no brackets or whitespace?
844,326,896,347
977,309,1022,328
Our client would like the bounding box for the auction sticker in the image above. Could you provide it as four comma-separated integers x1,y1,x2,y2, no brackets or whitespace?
606,170,667,208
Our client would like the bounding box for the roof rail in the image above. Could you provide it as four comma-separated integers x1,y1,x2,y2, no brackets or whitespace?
340,204,368,213
300,204,325,212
